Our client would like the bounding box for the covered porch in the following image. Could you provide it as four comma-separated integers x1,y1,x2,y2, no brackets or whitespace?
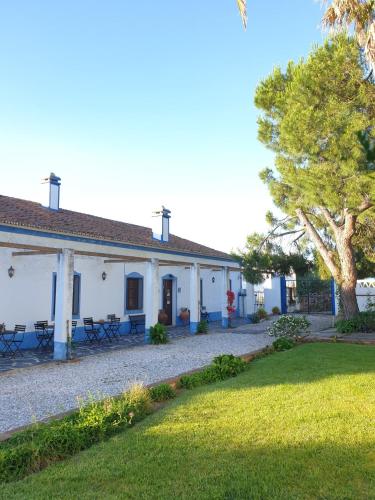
0,234,241,362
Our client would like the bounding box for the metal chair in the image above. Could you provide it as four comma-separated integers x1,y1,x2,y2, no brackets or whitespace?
35,321,53,350
0,326,25,357
200,306,209,322
9,325,26,357
108,316,121,339
83,318,101,343
71,320,77,340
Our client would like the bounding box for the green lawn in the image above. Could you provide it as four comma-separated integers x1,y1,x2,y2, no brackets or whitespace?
2,343,375,499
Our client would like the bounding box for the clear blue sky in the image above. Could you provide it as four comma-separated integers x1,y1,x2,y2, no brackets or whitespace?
0,1,325,252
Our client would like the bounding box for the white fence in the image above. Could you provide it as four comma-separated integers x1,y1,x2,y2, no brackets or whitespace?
356,278,375,311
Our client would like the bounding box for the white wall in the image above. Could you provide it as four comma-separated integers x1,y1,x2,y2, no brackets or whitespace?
356,278,375,312
0,248,241,330
263,277,282,314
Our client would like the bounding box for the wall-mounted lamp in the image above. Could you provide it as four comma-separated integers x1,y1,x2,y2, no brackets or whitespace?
101,271,107,281
212,276,215,283
8,266,15,278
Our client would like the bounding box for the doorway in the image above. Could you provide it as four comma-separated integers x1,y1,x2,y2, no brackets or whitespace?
163,279,173,325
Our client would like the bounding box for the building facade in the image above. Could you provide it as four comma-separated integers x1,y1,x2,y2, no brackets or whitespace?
0,174,241,360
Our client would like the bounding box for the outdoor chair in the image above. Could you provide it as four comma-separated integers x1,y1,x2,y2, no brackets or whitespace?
35,321,54,349
71,320,77,340
108,315,121,339
200,306,209,322
0,325,26,357
83,318,101,343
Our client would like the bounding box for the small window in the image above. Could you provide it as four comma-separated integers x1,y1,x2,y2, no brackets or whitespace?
126,276,143,311
52,272,81,319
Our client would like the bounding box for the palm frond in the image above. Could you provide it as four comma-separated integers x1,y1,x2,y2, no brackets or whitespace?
237,0,247,29
322,0,375,72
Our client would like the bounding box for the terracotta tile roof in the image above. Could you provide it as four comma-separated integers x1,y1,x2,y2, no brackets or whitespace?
0,195,233,261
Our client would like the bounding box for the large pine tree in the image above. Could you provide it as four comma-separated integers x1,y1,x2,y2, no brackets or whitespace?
255,36,374,318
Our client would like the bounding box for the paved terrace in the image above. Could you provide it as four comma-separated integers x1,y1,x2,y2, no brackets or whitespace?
0,315,334,434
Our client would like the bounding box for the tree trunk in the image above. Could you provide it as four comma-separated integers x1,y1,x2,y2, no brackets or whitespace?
340,282,359,319
296,208,361,319
336,213,360,319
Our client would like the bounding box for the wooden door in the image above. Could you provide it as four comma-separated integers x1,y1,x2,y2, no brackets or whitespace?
163,279,173,326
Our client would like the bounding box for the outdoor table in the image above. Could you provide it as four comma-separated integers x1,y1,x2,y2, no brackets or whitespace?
93,320,113,342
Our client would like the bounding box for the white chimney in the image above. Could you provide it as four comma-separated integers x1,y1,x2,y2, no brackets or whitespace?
44,173,61,211
152,206,171,242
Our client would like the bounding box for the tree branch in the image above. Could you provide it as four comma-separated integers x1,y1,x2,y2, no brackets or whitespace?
296,208,340,280
320,207,341,236
258,216,298,249
357,196,373,214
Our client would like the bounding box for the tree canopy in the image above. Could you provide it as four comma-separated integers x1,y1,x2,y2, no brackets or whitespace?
254,36,374,317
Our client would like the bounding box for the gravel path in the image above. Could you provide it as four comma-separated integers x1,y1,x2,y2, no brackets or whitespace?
0,329,271,433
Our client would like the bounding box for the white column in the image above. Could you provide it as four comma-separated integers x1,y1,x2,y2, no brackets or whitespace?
189,263,200,334
221,266,230,328
54,249,74,360
145,258,160,342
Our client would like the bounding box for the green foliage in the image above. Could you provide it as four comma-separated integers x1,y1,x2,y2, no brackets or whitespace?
3,344,375,499
0,384,151,483
149,384,176,402
256,307,268,320
248,313,260,323
179,354,247,390
272,306,281,315
335,311,375,334
197,319,209,334
234,231,311,285
149,323,168,344
254,35,375,295
267,315,310,338
272,336,296,351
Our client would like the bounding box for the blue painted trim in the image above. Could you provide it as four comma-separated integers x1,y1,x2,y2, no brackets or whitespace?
0,225,236,263
280,276,287,314
54,341,67,360
222,317,229,328
124,272,144,315
330,278,336,316
51,271,81,321
190,321,198,334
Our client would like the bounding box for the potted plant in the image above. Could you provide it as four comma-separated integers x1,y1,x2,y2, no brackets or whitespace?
226,290,236,327
158,309,168,325
179,307,190,325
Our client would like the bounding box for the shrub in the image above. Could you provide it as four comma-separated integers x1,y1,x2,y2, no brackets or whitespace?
179,354,246,389
267,315,310,338
149,383,176,402
248,313,260,324
272,306,281,315
149,323,168,344
257,308,268,320
335,311,375,334
197,320,209,334
272,336,296,351
0,384,151,483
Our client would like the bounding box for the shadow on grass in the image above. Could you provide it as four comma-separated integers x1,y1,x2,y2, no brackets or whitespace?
2,342,375,499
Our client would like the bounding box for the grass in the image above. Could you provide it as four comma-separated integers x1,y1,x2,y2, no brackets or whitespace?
2,343,375,499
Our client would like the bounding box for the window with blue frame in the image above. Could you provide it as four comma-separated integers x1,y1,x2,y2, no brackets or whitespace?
52,273,81,319
125,274,143,312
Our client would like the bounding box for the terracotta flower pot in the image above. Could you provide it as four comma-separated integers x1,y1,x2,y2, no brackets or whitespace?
179,309,190,325
158,309,168,325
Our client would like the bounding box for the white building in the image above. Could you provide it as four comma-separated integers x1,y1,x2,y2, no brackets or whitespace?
0,174,242,360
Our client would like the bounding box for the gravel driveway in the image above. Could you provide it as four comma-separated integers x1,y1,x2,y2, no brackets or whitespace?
0,329,271,434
